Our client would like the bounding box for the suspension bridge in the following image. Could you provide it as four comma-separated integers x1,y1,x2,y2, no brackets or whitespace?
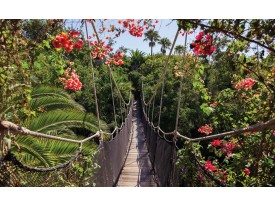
1,21,275,187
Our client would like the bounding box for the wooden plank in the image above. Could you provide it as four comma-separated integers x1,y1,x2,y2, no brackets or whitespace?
117,101,157,187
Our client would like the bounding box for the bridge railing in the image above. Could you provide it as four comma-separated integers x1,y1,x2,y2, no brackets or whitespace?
92,100,133,186
0,100,133,187
140,95,275,187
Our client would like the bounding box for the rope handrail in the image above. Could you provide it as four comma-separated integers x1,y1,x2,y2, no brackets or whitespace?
141,97,275,142
0,100,134,144
1,147,82,172
188,118,275,142
0,120,100,144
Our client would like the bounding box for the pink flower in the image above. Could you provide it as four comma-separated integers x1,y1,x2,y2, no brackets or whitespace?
211,139,221,147
69,62,74,65
198,124,213,135
60,68,82,91
244,168,250,175
205,161,216,171
235,78,255,91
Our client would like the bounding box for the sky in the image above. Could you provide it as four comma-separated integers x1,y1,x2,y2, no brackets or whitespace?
66,19,196,56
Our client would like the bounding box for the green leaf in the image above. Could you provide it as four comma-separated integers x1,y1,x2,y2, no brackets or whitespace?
22,62,29,69
43,40,50,49
268,159,274,165
34,62,42,69
1,73,6,79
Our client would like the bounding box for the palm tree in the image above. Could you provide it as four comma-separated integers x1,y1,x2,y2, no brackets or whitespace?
174,45,185,55
143,29,160,55
118,46,129,54
12,86,108,168
158,37,171,54
129,49,146,70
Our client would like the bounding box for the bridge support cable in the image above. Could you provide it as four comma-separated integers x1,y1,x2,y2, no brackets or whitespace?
169,33,188,186
109,72,117,127
174,33,188,133
85,20,101,131
151,96,155,124
90,20,128,107
157,29,180,128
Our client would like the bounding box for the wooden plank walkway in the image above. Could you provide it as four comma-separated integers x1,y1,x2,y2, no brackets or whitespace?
117,101,156,187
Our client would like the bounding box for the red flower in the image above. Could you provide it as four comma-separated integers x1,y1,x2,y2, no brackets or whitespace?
235,78,255,91
61,68,82,91
198,124,213,135
211,139,221,147
244,168,250,175
69,30,80,38
209,101,218,107
52,39,62,48
191,32,216,56
205,161,216,171
220,142,236,155
52,32,83,52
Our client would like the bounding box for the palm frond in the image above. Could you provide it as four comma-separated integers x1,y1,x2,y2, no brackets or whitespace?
28,110,104,134
31,86,85,112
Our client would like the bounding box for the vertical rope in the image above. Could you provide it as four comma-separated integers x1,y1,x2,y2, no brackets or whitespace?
175,33,188,132
171,33,188,186
85,21,101,130
109,72,117,126
147,101,151,121
157,29,180,128
0,128,4,157
151,96,155,125
147,29,180,106
90,20,127,106
119,96,124,125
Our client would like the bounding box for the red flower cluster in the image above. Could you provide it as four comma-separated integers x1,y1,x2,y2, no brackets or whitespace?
89,40,124,66
52,32,84,52
209,101,218,107
121,19,144,37
60,68,82,91
198,124,213,135
244,168,250,175
216,170,228,183
90,40,113,60
272,130,275,136
221,142,236,155
205,161,216,171
211,139,221,147
105,51,124,65
115,19,158,38
211,140,236,155
190,31,216,56
234,78,255,91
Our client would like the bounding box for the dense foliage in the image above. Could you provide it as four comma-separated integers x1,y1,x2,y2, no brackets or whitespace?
1,19,274,186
